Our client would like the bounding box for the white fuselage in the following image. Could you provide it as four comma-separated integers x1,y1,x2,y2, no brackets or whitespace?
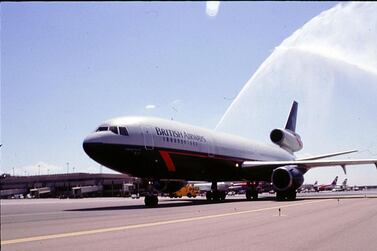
83,116,294,181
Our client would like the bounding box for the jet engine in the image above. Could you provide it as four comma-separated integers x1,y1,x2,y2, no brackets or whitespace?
271,165,304,192
270,129,303,152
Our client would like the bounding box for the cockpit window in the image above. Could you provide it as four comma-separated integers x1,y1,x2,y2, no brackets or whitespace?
119,126,129,136
109,126,118,134
96,126,108,132
95,126,128,136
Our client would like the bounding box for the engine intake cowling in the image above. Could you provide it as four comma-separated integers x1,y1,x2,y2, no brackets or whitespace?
271,166,304,192
270,129,303,152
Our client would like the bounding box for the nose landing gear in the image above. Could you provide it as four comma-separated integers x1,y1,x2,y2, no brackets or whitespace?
144,194,158,207
144,180,158,207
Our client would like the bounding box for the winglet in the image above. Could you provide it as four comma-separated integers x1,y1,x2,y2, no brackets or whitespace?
285,101,298,132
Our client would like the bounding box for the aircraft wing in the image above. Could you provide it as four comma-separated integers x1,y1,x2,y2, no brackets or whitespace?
296,150,358,161
242,159,377,174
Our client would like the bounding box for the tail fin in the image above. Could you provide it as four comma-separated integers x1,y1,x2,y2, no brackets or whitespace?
285,101,298,132
332,176,338,186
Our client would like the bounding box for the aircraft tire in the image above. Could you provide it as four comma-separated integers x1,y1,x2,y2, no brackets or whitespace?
220,191,226,201
144,195,158,207
212,191,220,201
276,191,286,201
286,190,296,201
206,191,213,201
246,190,252,201
252,191,258,200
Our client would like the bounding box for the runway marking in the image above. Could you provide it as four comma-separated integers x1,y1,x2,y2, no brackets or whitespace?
1,211,76,218
2,199,329,245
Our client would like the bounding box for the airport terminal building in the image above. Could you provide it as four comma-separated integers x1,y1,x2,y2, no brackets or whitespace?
0,173,140,199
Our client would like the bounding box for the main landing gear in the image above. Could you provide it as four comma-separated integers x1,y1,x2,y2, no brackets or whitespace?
276,189,297,201
246,181,258,201
206,181,226,202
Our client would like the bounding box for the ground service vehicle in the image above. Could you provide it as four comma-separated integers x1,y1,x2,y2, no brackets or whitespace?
170,184,199,198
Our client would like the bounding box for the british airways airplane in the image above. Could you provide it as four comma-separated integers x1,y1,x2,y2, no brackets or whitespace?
83,101,377,207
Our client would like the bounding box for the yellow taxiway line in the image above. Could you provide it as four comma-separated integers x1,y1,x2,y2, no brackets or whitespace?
2,199,330,245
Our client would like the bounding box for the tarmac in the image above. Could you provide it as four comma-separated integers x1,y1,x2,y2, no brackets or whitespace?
1,191,377,251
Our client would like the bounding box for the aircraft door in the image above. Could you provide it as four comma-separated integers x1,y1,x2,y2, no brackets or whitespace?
207,135,215,158
142,126,154,150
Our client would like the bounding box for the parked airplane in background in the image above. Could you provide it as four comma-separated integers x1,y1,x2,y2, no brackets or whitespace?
83,101,377,207
299,181,318,193
332,178,348,192
318,176,338,191
312,181,319,192
193,182,231,194
341,178,348,191
227,181,273,194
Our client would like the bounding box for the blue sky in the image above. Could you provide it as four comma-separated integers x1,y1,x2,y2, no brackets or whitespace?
5,2,368,180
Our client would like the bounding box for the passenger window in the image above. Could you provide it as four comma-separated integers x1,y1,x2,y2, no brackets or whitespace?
119,127,129,136
96,127,108,132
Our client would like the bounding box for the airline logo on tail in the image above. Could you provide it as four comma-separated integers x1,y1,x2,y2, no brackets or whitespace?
331,176,338,186
317,176,338,191
285,101,298,132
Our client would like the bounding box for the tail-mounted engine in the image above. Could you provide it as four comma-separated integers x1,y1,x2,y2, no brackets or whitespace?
271,165,304,192
270,129,303,153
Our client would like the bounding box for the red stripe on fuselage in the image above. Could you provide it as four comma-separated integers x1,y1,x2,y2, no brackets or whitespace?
159,150,176,172
164,150,244,163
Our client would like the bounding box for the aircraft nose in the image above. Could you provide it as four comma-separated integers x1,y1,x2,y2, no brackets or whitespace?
83,134,104,159
83,143,93,159
83,133,101,144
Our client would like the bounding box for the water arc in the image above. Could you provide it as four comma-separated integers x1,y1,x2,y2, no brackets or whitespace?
216,3,377,185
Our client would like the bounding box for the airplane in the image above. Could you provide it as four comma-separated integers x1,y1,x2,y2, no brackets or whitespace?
227,181,249,194
227,181,273,194
332,178,348,192
192,182,231,195
313,181,318,191
318,176,338,191
341,178,349,191
298,180,318,193
83,101,377,207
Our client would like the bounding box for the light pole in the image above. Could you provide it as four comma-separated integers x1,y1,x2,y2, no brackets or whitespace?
38,164,40,176
66,162,69,175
